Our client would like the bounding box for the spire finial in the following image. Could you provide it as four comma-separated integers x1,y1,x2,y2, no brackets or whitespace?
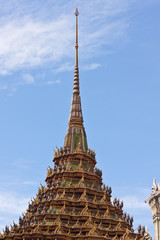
75,8,79,68
73,8,80,95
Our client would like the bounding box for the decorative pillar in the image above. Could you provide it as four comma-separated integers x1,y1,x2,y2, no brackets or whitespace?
146,178,160,240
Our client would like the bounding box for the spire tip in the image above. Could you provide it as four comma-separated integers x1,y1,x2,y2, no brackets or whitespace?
75,8,79,16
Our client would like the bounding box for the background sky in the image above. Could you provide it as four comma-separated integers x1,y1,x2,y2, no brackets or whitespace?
0,0,160,237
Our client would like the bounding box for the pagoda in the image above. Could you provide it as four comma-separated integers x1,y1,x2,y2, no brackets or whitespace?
0,9,148,240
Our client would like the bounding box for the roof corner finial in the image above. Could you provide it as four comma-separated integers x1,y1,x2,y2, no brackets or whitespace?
152,178,158,191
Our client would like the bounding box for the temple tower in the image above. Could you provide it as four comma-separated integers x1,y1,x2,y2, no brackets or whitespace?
0,9,148,240
146,178,160,240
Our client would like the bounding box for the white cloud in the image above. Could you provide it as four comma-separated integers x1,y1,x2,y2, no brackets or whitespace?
22,181,37,185
0,192,29,215
55,62,74,73
0,191,30,232
122,196,149,209
22,74,34,84
47,79,61,85
83,63,101,71
1,0,154,93
0,0,135,76
0,17,74,75
0,0,157,77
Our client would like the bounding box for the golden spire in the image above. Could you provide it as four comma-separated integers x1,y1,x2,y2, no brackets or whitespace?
73,8,80,95
63,9,88,153
75,8,79,68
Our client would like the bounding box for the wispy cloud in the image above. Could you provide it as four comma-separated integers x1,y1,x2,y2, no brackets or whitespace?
0,191,29,232
22,181,37,186
0,85,8,90
0,0,136,77
112,186,151,210
122,195,148,209
0,0,154,93
12,158,35,169
0,17,74,76
111,186,152,232
47,79,61,85
55,62,74,73
83,63,101,71
0,192,29,215
22,73,34,84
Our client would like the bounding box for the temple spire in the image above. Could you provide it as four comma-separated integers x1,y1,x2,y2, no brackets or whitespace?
63,9,88,153
73,8,80,96
75,8,79,68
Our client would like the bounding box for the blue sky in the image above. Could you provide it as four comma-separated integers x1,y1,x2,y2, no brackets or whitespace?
0,0,160,237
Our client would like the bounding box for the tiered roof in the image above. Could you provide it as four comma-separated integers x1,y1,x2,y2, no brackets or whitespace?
0,9,147,240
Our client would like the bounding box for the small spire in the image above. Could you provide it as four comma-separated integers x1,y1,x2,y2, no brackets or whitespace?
63,9,88,153
73,8,79,95
75,8,79,68
70,8,82,124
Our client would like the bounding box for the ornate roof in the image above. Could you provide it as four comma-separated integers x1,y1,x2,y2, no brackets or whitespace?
0,9,147,240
